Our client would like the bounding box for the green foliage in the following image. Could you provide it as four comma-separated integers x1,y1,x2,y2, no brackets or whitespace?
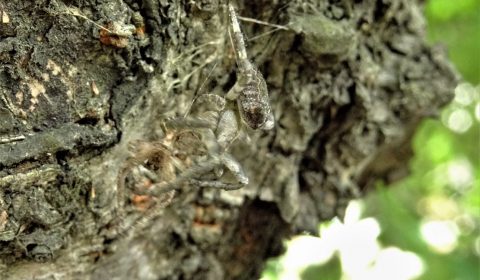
426,0,480,21
426,0,480,83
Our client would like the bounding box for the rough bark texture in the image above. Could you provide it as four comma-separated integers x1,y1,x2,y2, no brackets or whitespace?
0,0,457,279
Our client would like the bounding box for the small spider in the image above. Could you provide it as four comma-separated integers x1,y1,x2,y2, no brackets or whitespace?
118,93,249,205
116,3,274,210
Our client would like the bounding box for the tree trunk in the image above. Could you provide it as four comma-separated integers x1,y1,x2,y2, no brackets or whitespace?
0,0,457,279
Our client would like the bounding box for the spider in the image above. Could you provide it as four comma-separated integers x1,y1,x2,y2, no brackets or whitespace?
118,93,249,207
116,3,274,207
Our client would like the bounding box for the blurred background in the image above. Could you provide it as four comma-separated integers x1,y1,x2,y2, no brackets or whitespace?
261,0,480,279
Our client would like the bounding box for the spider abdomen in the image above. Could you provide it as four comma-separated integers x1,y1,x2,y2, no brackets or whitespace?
237,69,274,130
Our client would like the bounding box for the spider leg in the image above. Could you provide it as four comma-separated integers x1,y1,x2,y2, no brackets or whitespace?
164,116,211,130
216,109,239,150
136,151,248,195
194,93,226,112
226,82,242,100
188,179,244,190
136,165,159,182
220,153,249,185
180,153,248,191
227,3,252,72
182,153,249,191
137,157,223,196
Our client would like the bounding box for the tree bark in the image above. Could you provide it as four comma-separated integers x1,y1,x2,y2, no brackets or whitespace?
0,0,457,279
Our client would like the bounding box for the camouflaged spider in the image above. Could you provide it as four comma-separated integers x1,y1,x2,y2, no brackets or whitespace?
119,93,249,204
117,3,274,206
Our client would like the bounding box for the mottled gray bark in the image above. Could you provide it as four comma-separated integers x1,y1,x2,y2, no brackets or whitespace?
0,0,457,279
